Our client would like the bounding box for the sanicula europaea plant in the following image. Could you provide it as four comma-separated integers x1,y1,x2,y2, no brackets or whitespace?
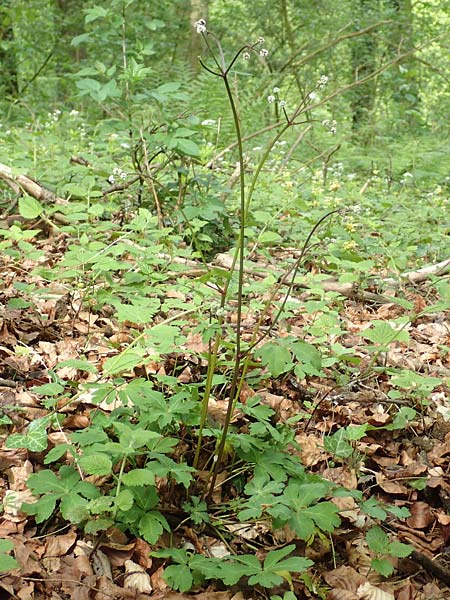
191,19,343,498
2,16,424,594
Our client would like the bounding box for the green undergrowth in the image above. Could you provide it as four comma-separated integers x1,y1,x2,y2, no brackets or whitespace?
1,17,449,597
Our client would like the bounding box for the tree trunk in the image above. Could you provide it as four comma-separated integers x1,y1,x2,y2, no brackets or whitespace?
0,1,19,97
350,0,378,134
188,0,208,74
388,0,420,124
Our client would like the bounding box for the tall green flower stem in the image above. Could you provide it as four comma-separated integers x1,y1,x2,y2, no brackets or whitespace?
193,34,249,475
193,26,320,495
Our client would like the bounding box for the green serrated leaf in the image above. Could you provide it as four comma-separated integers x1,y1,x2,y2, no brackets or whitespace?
138,512,164,544
302,502,341,532
0,552,19,572
103,351,146,376
60,494,89,523
122,468,155,486
371,557,394,577
44,444,72,464
255,343,293,378
163,563,192,592
115,489,134,512
362,320,409,345
30,383,64,396
79,454,112,476
23,494,58,523
366,526,390,554
18,196,44,219
388,541,413,558
56,359,97,373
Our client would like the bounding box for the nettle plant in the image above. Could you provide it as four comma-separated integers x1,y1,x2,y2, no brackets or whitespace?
5,20,413,594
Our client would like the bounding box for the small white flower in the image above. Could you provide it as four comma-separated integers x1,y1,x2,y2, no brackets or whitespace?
120,171,127,180
279,100,287,108
194,19,206,34
242,51,250,60
257,36,265,44
308,91,318,100
108,175,115,184
317,74,329,90
267,95,276,103
113,167,121,175
69,109,79,116
259,48,268,57
273,86,280,93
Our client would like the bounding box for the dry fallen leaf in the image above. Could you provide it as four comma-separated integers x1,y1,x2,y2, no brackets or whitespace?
124,559,152,594
356,582,394,600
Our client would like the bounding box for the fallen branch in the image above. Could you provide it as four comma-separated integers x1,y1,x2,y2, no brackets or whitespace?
0,162,66,205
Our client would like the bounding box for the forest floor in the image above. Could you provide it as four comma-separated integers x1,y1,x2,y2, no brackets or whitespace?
0,221,449,600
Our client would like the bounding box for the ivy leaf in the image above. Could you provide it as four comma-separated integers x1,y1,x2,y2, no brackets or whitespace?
323,428,353,458
6,417,49,452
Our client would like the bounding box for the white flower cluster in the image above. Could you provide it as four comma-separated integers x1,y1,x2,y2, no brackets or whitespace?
267,86,286,110
317,75,329,90
194,19,206,34
108,167,127,185
322,119,337,135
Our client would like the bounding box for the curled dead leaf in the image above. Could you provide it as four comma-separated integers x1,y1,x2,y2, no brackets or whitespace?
124,559,152,593
406,501,434,529
356,582,394,600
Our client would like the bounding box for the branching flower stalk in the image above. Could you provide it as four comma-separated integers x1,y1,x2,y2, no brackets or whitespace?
193,22,267,478
193,20,339,497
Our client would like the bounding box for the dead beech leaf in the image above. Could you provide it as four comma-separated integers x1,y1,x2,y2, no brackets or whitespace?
6,459,33,488
124,559,152,594
356,582,394,600
45,530,77,557
435,511,450,525
327,590,358,600
421,582,447,600
406,501,434,529
323,566,365,593
295,432,328,466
